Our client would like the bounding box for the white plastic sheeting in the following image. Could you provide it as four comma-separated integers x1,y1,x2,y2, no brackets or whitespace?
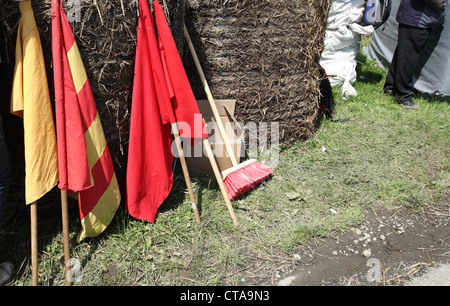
320,0,374,99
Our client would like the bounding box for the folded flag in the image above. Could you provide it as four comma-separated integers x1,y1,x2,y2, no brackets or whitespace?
125,0,175,223
153,0,208,144
52,0,121,242
10,0,58,205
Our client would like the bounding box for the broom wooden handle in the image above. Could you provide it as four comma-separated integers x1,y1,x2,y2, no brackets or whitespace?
184,25,239,167
202,128,238,226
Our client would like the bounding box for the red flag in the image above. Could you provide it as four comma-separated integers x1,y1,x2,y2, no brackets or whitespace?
52,4,90,192
125,0,175,222
52,0,121,242
153,0,208,143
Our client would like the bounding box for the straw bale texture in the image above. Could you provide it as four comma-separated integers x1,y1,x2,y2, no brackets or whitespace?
183,0,331,142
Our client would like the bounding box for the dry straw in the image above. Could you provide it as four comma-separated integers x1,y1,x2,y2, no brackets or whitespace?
183,0,332,143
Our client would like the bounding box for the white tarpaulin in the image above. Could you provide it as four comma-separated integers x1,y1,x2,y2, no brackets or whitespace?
320,0,374,100
365,0,450,101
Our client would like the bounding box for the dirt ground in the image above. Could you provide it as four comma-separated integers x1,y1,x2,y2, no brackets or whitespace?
255,203,449,286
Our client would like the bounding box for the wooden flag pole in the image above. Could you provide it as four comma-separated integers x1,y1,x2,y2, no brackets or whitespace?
60,190,72,286
171,123,201,224
30,201,38,286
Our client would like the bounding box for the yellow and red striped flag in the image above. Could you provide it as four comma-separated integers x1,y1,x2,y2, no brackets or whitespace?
10,0,58,205
52,0,120,242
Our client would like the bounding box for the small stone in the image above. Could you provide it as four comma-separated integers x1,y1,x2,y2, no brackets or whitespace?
285,192,301,200
332,251,338,256
380,234,386,240
362,249,372,258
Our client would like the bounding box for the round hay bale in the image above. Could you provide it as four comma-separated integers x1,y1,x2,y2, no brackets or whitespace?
183,0,331,143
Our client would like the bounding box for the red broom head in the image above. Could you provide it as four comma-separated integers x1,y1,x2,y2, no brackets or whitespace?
223,162,273,201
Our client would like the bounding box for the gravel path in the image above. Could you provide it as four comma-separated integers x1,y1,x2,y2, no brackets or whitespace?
408,263,450,286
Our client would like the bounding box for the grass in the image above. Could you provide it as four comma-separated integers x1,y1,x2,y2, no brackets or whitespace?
1,40,449,286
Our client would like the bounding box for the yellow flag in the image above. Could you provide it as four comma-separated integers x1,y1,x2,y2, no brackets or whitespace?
11,1,58,205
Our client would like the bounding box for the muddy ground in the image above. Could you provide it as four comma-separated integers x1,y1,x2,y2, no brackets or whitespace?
254,203,449,286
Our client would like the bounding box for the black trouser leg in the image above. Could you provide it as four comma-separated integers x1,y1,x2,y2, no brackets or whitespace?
384,24,432,103
384,46,397,92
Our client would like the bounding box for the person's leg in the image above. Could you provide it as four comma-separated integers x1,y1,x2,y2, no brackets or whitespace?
0,113,11,226
393,24,432,107
383,46,398,95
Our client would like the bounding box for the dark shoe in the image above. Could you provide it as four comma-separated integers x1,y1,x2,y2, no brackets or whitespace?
0,262,14,286
384,87,394,96
399,100,419,109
